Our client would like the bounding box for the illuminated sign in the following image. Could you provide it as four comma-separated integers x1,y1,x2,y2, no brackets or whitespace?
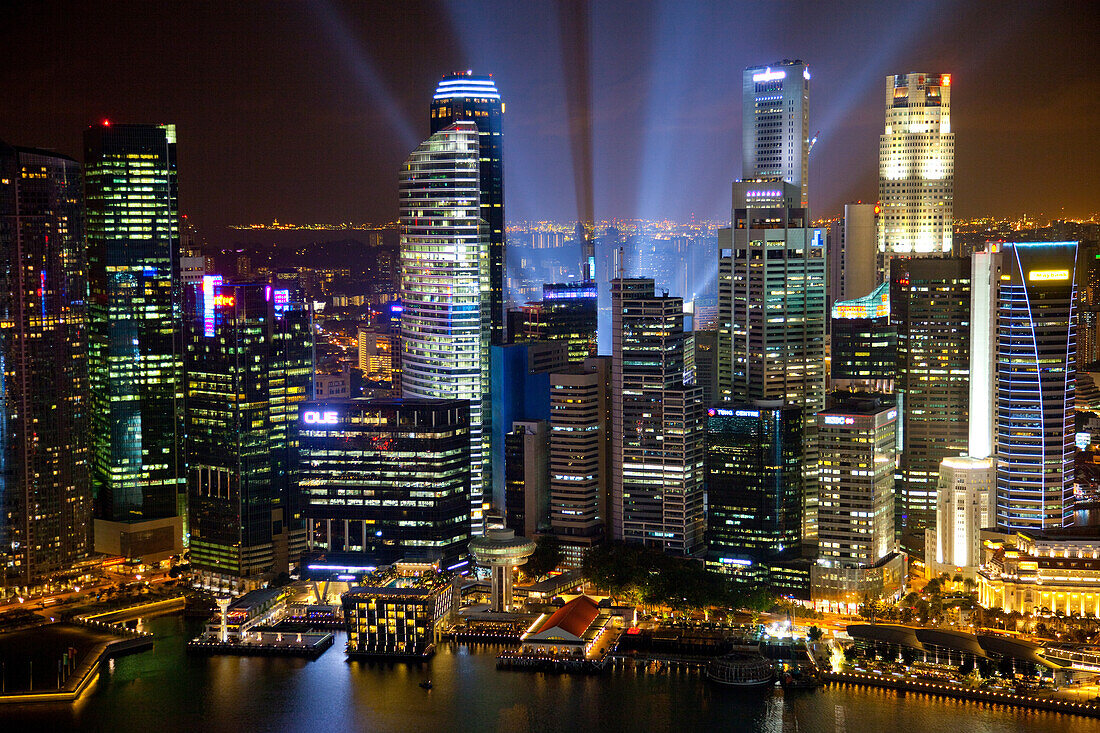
752,68,786,83
823,415,855,426
302,410,339,425
1077,432,1092,450
202,274,223,337
213,294,235,307
544,287,597,300
735,410,760,418
1028,269,1070,282
941,74,951,86
803,68,811,80
708,408,760,418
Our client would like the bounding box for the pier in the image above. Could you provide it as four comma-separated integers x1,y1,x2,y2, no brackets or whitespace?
187,630,334,659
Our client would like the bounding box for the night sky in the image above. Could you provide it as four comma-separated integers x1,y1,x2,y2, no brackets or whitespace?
2,1,1097,236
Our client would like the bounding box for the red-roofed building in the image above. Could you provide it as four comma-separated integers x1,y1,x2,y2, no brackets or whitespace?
520,595,612,658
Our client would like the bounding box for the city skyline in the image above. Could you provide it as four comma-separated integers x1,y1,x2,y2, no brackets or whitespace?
1,1,1097,236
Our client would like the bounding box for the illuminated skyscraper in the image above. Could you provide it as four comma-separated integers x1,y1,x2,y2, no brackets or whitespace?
830,282,896,393
718,180,826,543
184,280,313,591
400,122,491,534
878,73,954,271
890,257,970,555
0,141,90,587
516,282,598,363
611,279,704,556
994,241,1077,531
743,61,810,206
84,123,184,559
430,72,505,344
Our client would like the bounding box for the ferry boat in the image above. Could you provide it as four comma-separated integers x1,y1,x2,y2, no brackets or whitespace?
705,655,774,689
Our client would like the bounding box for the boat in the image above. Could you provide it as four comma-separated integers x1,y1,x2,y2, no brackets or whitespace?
779,671,822,690
418,680,433,690
706,655,774,689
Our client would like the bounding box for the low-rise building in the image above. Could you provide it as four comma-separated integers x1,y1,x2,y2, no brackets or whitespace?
342,578,457,658
978,526,1100,616
520,595,612,658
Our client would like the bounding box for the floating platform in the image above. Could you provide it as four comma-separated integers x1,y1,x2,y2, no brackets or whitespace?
187,631,333,659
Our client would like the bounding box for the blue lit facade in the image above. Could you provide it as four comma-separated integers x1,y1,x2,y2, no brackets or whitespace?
743,61,810,206
995,241,1078,531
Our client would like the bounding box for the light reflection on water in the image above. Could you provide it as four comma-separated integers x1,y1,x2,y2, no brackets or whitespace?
3,614,1099,733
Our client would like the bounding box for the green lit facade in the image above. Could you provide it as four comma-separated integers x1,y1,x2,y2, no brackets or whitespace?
184,280,313,589
84,123,183,527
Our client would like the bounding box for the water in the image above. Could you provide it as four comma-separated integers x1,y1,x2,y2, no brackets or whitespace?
3,614,1097,732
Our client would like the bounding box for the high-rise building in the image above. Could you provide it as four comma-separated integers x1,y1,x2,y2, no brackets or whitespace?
0,142,90,588
890,257,971,555
400,122,490,535
718,180,826,543
878,73,954,272
516,282,598,363
742,60,810,206
430,72,505,345
184,280,313,591
694,330,720,407
299,399,471,570
811,392,905,612
827,203,880,316
504,420,549,538
830,282,896,392
549,357,610,569
611,279,704,556
925,456,993,577
994,241,1078,531
705,402,802,578
84,122,184,560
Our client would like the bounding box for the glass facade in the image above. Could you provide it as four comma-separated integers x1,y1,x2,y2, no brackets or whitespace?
0,142,90,586
830,283,897,392
400,122,490,535
299,399,471,568
742,61,810,206
184,281,313,586
705,403,802,577
995,241,1077,531
84,123,183,526
890,257,970,555
430,73,505,345
517,282,598,364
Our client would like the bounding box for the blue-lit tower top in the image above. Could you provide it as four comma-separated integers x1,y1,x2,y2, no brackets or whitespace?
742,60,810,207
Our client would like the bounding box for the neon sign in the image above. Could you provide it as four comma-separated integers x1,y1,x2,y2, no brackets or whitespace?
213,294,235,307
302,410,339,425
823,415,855,425
753,68,786,83
1028,269,1069,282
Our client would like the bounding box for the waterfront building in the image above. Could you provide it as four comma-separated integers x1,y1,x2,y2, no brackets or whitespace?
742,60,810,206
430,72,505,345
343,578,457,658
811,392,904,611
84,122,184,560
717,180,826,544
891,257,970,556
515,282,598,364
611,278,705,556
830,282,895,392
299,399,471,571
878,73,954,273
827,203,880,317
400,122,490,534
705,402,802,580
549,357,611,569
469,528,536,612
519,595,612,658
0,141,90,589
504,420,550,539
979,526,1100,617
994,241,1078,531
925,456,994,578
183,280,313,591
490,341,568,511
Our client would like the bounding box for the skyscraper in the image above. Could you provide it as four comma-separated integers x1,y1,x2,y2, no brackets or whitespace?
827,203,880,316
830,282,896,393
705,402,802,578
430,72,505,344
890,257,971,555
516,282,598,363
718,180,826,543
994,241,1078,531
549,357,610,569
84,122,184,559
611,279,704,556
400,122,491,534
184,280,313,591
504,420,550,538
878,73,954,272
742,61,810,206
0,141,90,588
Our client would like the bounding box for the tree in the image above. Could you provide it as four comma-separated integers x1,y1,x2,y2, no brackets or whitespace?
960,658,975,677
807,625,824,642
925,579,941,596
524,535,563,582
901,646,916,666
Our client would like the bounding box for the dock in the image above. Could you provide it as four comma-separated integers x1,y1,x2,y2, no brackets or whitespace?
187,630,334,659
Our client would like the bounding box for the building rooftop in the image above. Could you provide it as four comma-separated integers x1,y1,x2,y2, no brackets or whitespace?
530,595,601,639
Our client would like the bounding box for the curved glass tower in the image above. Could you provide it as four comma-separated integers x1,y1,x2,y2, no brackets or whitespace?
400,122,490,534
